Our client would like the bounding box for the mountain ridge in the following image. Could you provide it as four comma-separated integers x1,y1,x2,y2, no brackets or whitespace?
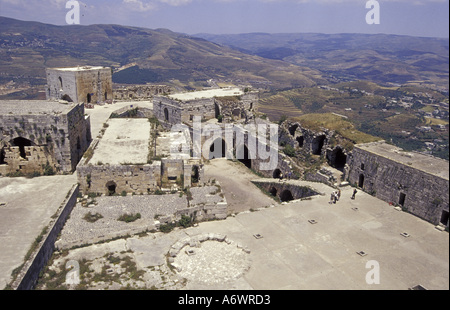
194,32,449,90
0,16,324,90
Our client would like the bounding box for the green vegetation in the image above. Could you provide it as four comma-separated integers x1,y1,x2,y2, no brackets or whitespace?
117,213,142,223
293,113,380,145
159,214,196,233
260,82,448,159
83,212,104,223
283,144,296,157
43,162,55,176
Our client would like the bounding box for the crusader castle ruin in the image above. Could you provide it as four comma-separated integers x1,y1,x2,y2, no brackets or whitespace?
1,65,448,229
1,65,449,290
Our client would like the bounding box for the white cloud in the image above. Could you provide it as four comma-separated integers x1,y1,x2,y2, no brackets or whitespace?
121,0,192,11
122,0,157,11
159,0,193,6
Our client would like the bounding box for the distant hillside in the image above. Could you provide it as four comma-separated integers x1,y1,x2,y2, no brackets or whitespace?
195,33,449,90
257,81,449,160
0,16,324,90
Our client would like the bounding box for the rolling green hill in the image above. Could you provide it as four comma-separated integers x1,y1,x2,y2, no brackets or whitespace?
0,16,324,90
257,81,449,160
195,32,449,90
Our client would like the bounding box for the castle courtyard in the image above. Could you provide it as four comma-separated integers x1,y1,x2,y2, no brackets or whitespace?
1,158,448,290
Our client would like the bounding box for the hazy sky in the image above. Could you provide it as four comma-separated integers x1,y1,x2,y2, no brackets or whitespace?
0,0,448,37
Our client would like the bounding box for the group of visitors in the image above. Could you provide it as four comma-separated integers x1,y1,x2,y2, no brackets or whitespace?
330,188,358,204
329,189,341,204
278,171,293,182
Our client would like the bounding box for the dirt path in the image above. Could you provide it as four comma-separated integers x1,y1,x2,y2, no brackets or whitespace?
203,159,277,214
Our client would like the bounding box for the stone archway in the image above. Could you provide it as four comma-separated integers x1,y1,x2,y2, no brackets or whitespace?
236,144,252,169
192,165,199,184
358,174,365,188
289,124,299,136
11,137,34,159
214,102,221,119
269,187,278,197
273,168,282,179
328,147,347,171
61,94,73,102
106,181,117,196
296,136,304,148
209,139,227,160
164,108,169,122
0,147,6,165
312,135,326,155
280,189,294,202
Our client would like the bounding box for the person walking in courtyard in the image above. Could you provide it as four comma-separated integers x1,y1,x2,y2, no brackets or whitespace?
351,189,358,200
330,192,336,204
337,189,341,201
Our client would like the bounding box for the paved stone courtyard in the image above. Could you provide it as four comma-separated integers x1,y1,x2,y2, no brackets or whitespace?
1,101,448,290
56,185,226,250
37,178,449,290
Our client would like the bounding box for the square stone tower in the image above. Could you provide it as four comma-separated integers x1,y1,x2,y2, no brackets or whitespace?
46,66,113,104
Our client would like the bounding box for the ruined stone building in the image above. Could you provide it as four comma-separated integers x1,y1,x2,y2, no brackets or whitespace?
153,88,257,129
76,115,203,196
46,66,113,104
0,100,91,176
113,84,172,101
347,141,449,227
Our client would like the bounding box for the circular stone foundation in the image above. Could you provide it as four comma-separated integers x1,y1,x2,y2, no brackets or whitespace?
168,234,251,285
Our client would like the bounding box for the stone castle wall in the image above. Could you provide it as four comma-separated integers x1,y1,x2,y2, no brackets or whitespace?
46,67,113,104
153,96,217,129
11,184,79,290
0,102,90,175
153,92,258,129
66,103,92,171
347,143,449,226
75,68,113,104
113,85,172,101
46,70,78,103
279,121,334,157
77,163,162,195
153,96,184,128
214,92,258,123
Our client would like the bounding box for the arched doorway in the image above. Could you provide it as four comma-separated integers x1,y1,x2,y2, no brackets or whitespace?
61,94,73,102
11,137,34,159
0,147,6,165
164,108,169,122
214,102,220,119
289,124,299,136
358,174,365,188
236,144,252,169
312,135,326,155
209,139,226,160
269,187,278,197
296,136,304,148
106,181,117,196
280,190,294,202
399,193,406,207
329,147,347,171
192,166,199,184
334,148,347,170
273,168,282,179
87,93,92,104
